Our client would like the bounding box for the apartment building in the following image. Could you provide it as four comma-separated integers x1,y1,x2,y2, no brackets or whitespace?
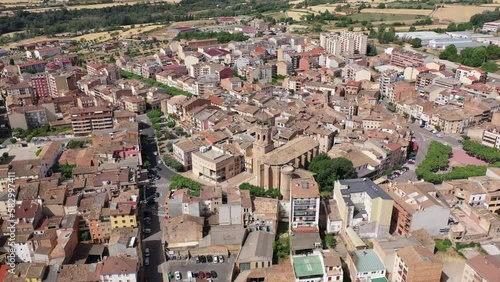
379,70,401,98
462,254,500,282
8,103,57,130
47,71,78,97
442,179,487,207
455,65,487,83
346,249,387,282
290,178,321,231
320,31,368,56
428,105,475,134
192,145,243,183
383,181,450,236
109,203,137,229
123,96,146,114
70,106,113,136
172,138,209,170
99,257,138,282
333,178,394,239
30,73,51,100
392,245,443,282
390,48,430,68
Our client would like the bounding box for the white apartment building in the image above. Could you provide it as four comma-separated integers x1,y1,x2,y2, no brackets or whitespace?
290,178,321,231
320,31,368,56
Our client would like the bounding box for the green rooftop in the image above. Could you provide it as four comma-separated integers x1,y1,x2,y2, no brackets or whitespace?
293,255,324,278
371,278,389,282
353,249,385,273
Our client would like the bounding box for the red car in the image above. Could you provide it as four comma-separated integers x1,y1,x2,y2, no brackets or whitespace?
199,271,205,279
206,272,212,279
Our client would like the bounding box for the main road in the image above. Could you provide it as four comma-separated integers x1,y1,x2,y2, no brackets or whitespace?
138,114,177,282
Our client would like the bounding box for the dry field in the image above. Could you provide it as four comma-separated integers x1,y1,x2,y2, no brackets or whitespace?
286,10,313,21
432,4,500,22
168,19,216,28
307,4,342,13
360,8,432,16
71,24,163,41
18,0,180,12
325,24,448,32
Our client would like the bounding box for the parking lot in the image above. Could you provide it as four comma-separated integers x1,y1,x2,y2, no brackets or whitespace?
166,254,236,282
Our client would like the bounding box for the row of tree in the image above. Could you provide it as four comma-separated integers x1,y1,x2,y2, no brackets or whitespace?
415,141,487,184
163,156,185,172
461,139,500,163
120,70,192,97
169,174,202,196
174,31,249,44
239,183,282,199
439,44,500,72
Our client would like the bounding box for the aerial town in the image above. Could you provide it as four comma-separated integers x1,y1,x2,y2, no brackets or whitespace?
0,0,500,282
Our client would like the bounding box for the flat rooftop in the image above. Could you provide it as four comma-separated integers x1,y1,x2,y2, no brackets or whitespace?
293,254,324,278
339,178,392,200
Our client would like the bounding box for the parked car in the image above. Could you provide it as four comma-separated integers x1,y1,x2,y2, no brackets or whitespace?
143,228,151,234
174,271,181,281
144,257,150,266
408,159,416,165
144,248,150,257
218,255,224,263
195,256,200,263
402,167,409,172
436,133,443,138
206,272,212,279
213,255,218,264
393,170,402,175
187,271,193,279
207,255,213,263
211,270,218,278
432,130,438,134
199,271,205,279
199,255,207,263
193,272,199,278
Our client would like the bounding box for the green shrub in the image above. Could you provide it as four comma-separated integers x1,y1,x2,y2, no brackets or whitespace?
239,182,282,198
169,175,202,196
435,238,452,252
163,156,185,172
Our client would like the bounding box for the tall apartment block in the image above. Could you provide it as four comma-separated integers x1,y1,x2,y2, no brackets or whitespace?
70,106,113,136
320,31,368,56
290,178,321,231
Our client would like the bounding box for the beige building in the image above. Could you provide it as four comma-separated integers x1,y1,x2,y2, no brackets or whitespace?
462,254,500,282
334,178,394,239
123,96,146,114
320,31,368,56
252,124,319,194
192,146,243,183
392,245,443,282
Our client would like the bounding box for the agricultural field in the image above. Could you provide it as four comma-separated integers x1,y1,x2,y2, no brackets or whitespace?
306,4,342,13
71,24,163,41
432,4,500,23
349,13,423,22
360,8,432,16
286,9,312,21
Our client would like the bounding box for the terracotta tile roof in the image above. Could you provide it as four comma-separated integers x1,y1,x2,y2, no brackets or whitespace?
291,178,320,199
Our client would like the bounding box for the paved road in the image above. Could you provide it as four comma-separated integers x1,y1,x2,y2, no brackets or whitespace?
138,114,177,282
394,123,462,183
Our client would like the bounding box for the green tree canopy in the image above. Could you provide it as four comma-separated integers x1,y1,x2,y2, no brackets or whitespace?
308,154,356,192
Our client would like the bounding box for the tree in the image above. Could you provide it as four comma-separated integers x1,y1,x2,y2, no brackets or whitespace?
439,44,458,60
308,154,356,192
409,26,416,32
142,160,150,169
169,175,202,196
367,43,377,56
163,156,185,172
166,120,176,128
80,231,91,241
66,140,85,149
325,234,336,248
377,3,386,8
410,38,422,48
482,61,498,72
10,138,17,144
166,141,173,152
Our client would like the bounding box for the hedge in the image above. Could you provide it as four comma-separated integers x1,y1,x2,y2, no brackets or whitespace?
239,182,282,198
169,175,202,197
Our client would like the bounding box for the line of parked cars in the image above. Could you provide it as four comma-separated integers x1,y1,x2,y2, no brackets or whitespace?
195,255,224,264
387,166,410,180
174,270,218,281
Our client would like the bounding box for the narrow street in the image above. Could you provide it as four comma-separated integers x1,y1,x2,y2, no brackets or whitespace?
138,114,177,282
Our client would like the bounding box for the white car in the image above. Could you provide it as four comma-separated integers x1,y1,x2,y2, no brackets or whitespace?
144,257,150,266
187,271,193,278
436,134,443,138
158,160,161,164
144,248,150,257
213,255,218,264
153,152,158,156
174,271,182,281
